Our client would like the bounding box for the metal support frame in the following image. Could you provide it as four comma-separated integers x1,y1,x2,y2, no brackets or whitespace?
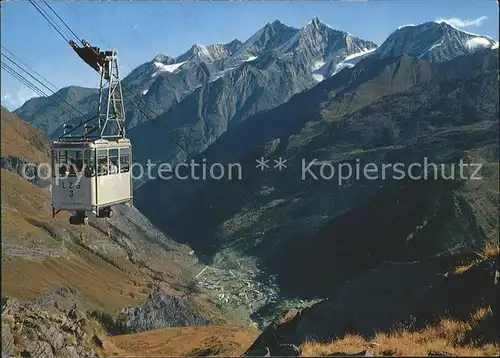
59,43,126,142
98,51,126,139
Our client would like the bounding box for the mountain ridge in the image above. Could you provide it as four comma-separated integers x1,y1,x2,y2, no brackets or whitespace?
11,19,499,196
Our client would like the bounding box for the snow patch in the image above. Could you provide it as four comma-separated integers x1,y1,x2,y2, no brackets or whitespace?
434,20,496,39
417,39,444,59
334,62,355,74
142,88,149,95
194,44,212,59
331,47,377,75
245,56,258,62
312,60,326,71
397,24,415,30
209,66,238,83
428,40,444,52
492,42,500,50
312,74,324,82
342,47,377,62
305,18,336,31
466,37,494,50
151,61,186,77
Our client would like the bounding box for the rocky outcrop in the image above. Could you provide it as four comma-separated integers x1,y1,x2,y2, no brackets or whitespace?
0,155,51,189
2,297,100,358
115,292,212,334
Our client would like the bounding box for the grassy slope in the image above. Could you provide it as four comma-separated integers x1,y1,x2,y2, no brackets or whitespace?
1,108,260,356
1,106,50,163
1,167,149,312
1,106,191,312
105,324,260,356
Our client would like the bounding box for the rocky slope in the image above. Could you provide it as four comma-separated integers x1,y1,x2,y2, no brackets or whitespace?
105,324,260,357
1,108,263,355
1,296,260,358
2,296,101,358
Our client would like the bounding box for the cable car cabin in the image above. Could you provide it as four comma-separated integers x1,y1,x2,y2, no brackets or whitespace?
51,138,132,225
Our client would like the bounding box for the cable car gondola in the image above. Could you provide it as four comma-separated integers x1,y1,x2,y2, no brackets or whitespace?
51,41,132,225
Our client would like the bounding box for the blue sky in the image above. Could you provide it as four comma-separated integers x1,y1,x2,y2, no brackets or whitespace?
1,0,498,110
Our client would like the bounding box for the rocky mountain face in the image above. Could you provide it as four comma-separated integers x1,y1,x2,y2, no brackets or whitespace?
4,17,500,355
13,18,377,164
13,20,497,186
135,48,499,316
127,17,379,169
375,21,498,63
132,46,499,354
2,296,101,358
13,87,98,138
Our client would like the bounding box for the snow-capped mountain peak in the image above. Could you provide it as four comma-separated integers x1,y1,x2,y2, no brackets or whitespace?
136,18,497,97
375,21,498,62
307,16,323,29
231,20,299,60
153,54,173,63
277,17,378,81
175,41,242,64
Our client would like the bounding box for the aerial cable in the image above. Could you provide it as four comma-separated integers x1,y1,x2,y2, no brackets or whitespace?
1,51,84,118
45,3,194,155
42,1,82,44
1,63,48,99
28,2,194,156
1,62,80,119
2,63,78,120
1,52,83,118
120,82,193,156
1,45,59,93
28,0,72,43
31,0,78,44
1,48,107,137
2,62,57,105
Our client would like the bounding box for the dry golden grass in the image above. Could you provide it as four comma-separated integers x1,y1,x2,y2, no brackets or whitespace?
454,263,475,274
105,324,261,357
0,110,228,325
479,240,500,259
1,168,148,312
299,307,499,357
1,168,224,321
301,334,368,356
1,107,50,163
1,250,148,313
453,241,499,275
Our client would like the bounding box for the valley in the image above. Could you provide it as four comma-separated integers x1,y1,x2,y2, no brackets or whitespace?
1,9,499,357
